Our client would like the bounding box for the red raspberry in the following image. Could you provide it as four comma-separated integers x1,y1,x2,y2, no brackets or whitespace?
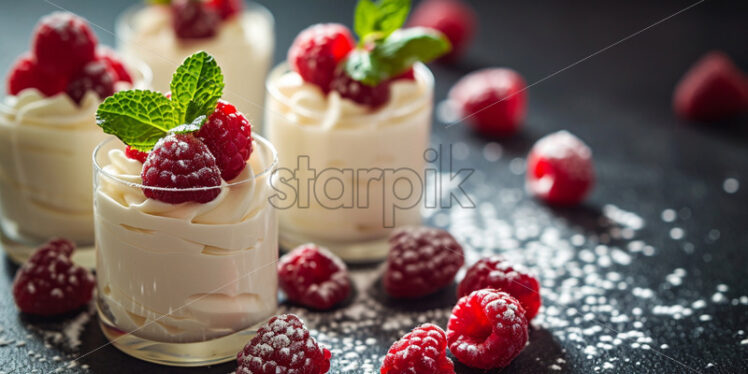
526,130,594,205
196,100,253,181
383,227,464,298
171,0,220,39
447,289,528,369
381,324,455,374
458,256,541,320
449,68,527,137
32,12,97,76
395,68,416,81
6,54,68,96
141,134,221,204
408,0,476,61
237,314,331,374
278,244,350,310
330,68,391,109
208,0,243,20
12,238,95,316
66,60,118,104
673,51,748,122
288,23,355,91
96,46,133,84
125,146,148,163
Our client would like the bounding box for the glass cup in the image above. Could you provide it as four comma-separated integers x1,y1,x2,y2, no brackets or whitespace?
116,1,274,129
265,62,434,262
0,60,151,267
93,135,278,366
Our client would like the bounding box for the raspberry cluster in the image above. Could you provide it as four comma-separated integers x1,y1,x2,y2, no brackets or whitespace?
170,0,243,39
6,12,132,104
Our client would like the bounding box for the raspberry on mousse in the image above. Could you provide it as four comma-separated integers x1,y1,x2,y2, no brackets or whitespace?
32,12,97,76
237,314,331,374
288,23,356,92
197,99,254,181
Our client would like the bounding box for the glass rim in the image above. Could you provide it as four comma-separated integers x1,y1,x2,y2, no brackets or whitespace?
93,134,278,192
265,62,435,122
116,0,275,41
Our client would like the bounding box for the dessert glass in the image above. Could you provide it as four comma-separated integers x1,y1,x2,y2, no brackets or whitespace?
265,63,434,262
93,135,278,366
116,1,274,129
0,61,151,267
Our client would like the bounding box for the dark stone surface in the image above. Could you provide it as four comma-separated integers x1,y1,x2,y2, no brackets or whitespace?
0,0,746,373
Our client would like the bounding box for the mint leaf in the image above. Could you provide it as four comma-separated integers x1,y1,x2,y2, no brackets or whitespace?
169,51,224,127
344,27,451,86
96,90,176,152
168,115,206,135
354,0,410,42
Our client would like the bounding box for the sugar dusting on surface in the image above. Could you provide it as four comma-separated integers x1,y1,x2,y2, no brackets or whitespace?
280,187,746,373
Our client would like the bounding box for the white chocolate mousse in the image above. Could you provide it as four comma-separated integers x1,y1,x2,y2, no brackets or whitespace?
117,4,274,126
265,63,433,244
94,137,278,343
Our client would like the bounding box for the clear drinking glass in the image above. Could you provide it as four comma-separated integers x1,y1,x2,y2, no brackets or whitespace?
93,135,278,366
265,62,434,262
0,60,151,267
115,1,274,129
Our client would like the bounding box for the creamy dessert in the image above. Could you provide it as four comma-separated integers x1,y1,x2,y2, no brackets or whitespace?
265,2,450,261
116,0,274,126
0,12,150,264
93,51,277,365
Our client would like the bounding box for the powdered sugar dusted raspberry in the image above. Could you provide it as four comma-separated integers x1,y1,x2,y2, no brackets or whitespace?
458,256,542,320
383,227,464,298
278,244,351,310
330,69,391,109
237,314,331,374
526,130,594,205
381,323,454,374
447,289,528,369
141,134,221,204
196,99,253,181
65,60,117,104
6,53,68,97
95,46,133,84
12,238,95,316
32,12,97,76
408,0,476,61
171,0,220,39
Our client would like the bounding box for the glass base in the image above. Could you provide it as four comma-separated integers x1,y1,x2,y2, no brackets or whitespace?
98,305,264,367
1,231,95,268
279,227,389,263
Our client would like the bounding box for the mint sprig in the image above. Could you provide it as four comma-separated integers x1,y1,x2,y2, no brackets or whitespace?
345,28,451,86
354,0,410,44
96,51,224,152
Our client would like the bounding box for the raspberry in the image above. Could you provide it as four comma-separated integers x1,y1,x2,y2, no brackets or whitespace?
526,130,594,205
383,227,464,298
278,244,351,310
96,47,133,84
196,100,253,181
171,0,220,39
237,314,331,374
12,238,95,316
141,134,221,204
288,23,355,91
449,68,527,137
32,12,97,76
125,146,148,163
447,289,528,369
330,68,391,109
65,60,117,104
408,0,476,60
458,256,541,320
6,53,67,96
673,51,748,122
208,0,243,20
380,324,455,374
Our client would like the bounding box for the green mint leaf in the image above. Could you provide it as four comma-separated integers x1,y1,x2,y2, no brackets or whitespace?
96,90,176,152
344,27,451,86
168,115,206,135
169,51,224,128
354,0,410,42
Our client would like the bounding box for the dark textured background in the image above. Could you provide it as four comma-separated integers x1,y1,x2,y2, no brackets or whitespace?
1,0,747,373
